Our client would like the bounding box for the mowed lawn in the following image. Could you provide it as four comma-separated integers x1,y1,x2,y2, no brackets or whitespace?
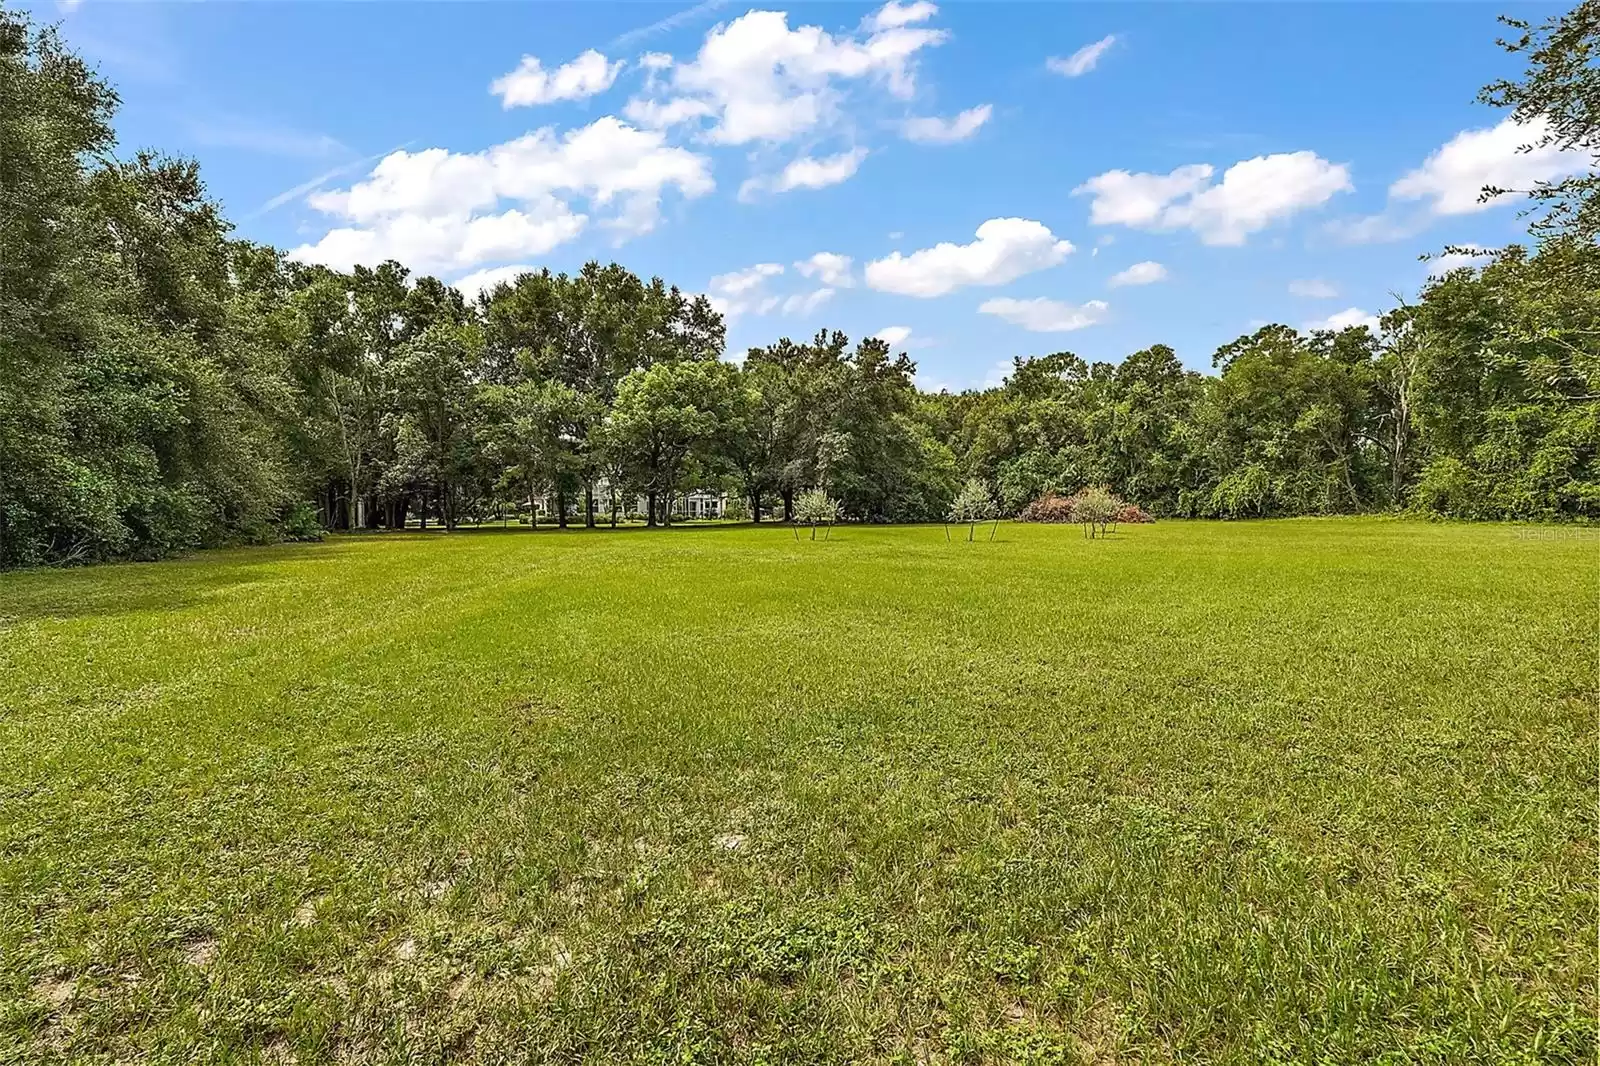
0,521,1593,1065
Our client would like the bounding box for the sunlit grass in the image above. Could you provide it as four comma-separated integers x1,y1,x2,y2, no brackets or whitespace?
1,520,1593,1064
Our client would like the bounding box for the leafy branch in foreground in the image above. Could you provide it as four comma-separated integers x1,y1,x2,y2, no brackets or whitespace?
1478,0,1599,240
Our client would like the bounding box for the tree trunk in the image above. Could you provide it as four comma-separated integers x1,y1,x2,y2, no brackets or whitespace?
647,491,658,527
662,492,673,527
782,489,794,523
556,488,568,529
1390,408,1410,504
528,479,537,529
584,484,595,528
347,464,362,530
750,488,762,523
444,481,456,531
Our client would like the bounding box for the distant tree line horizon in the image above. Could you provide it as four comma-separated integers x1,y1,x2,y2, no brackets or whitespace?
2,4,1596,568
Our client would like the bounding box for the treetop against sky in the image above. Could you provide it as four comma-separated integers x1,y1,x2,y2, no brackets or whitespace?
30,0,1587,386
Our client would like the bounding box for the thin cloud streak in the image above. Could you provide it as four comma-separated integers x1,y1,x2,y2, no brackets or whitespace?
609,0,729,50
186,118,348,160
248,144,409,220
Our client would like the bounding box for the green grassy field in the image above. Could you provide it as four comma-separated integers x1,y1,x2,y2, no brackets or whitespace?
0,520,1593,1065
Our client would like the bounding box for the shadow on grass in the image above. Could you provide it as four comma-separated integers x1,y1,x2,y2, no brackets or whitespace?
0,524,763,626
342,521,1007,542
0,521,1033,626
0,543,321,627
385,522,780,537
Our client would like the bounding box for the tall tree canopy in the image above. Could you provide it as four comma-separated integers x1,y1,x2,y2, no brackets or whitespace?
0,3,1595,569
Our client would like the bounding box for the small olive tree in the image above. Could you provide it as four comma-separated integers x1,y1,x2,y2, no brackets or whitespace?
1071,485,1121,539
946,477,999,541
793,488,842,540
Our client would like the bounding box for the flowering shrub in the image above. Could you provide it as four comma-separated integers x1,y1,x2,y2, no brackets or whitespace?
1016,493,1076,523
1017,488,1152,535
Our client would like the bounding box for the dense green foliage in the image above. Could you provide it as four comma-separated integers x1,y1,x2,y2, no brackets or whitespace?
1,521,1592,1061
2,7,1596,567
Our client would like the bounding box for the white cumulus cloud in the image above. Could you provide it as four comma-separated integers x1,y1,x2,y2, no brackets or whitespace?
1076,152,1351,245
865,217,1074,297
1047,35,1116,77
452,264,539,300
706,262,784,318
872,324,933,350
290,117,712,272
1327,118,1589,245
979,297,1109,332
294,205,588,276
795,251,854,286
622,95,715,128
741,147,868,200
782,287,835,315
491,49,624,108
1108,260,1166,287
623,5,948,146
1390,116,1588,216
1305,307,1379,333
868,0,938,32
1076,164,1214,227
901,104,992,144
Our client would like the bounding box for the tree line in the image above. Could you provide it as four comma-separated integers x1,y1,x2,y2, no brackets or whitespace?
1,4,1595,568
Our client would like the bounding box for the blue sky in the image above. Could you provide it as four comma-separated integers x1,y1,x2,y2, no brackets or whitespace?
34,0,1585,389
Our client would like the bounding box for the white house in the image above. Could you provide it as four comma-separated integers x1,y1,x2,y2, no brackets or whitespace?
531,483,727,521
674,489,725,519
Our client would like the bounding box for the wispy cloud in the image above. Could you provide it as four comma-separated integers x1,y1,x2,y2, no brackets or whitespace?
248,146,406,220
185,115,348,159
74,31,178,83
1322,211,1428,246
1047,35,1117,78
1288,279,1338,299
609,0,729,50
